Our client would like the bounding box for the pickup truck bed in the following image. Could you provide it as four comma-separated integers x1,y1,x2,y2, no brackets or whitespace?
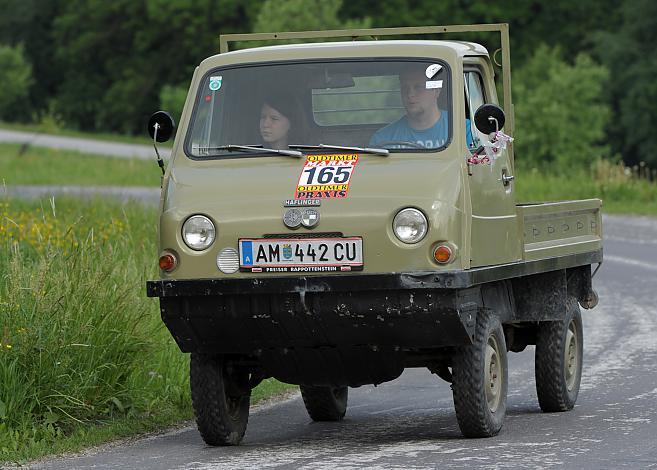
518,199,602,261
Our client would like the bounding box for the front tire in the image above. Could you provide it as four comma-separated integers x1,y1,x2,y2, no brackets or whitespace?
452,311,508,437
535,297,583,412
300,385,348,421
190,354,251,446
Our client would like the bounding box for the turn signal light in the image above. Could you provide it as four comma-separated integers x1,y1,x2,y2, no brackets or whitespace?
433,245,453,264
159,251,178,272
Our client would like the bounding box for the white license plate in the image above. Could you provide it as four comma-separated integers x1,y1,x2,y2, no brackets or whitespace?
239,237,363,273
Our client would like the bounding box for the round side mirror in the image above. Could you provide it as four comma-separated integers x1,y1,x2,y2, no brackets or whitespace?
474,104,506,135
148,111,176,143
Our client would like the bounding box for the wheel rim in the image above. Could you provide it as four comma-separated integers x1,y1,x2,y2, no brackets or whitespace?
565,320,579,390
485,336,503,412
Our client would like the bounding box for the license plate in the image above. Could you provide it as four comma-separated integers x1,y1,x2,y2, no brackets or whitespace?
239,237,363,273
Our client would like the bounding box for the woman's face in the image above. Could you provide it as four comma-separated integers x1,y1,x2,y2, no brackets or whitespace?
260,103,291,148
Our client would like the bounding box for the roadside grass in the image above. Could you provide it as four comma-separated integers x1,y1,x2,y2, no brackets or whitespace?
8,379,293,464
0,144,160,187
0,121,163,147
515,160,657,216
1,140,655,217
0,197,294,464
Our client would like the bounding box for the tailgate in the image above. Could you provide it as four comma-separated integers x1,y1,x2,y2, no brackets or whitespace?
517,199,602,261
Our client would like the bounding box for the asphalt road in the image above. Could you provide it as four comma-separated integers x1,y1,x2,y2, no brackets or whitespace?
26,214,657,470
0,128,170,160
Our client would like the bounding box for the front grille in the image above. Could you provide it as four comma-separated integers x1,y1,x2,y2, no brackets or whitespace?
263,232,344,239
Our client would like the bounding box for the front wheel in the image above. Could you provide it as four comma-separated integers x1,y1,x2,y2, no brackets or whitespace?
190,354,251,446
535,297,584,412
452,311,508,437
300,385,348,421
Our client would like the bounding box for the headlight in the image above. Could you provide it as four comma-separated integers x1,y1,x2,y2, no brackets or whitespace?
393,208,428,244
182,215,216,250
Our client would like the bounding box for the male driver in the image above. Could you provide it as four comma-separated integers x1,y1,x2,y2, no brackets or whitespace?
370,65,473,149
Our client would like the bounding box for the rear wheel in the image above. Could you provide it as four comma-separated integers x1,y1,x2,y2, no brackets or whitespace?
535,297,583,412
190,354,251,446
300,385,348,421
452,311,508,437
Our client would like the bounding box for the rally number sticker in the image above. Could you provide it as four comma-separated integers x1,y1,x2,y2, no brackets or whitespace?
295,154,359,199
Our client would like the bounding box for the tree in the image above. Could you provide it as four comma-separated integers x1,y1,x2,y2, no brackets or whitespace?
0,45,33,120
513,45,610,170
595,0,657,168
340,0,620,66
50,0,262,134
0,0,62,121
159,85,188,125
248,0,371,46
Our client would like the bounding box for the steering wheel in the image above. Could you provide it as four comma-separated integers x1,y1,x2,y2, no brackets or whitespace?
377,140,427,149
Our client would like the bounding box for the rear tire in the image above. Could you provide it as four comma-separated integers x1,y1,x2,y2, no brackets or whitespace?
190,354,251,446
452,311,508,437
535,297,583,412
300,385,348,421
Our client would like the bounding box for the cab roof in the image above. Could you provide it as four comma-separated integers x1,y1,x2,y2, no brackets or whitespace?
201,40,489,69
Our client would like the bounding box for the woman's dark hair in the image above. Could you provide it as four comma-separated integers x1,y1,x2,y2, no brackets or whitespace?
261,92,308,144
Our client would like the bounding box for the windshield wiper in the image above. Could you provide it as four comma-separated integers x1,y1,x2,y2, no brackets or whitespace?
198,145,302,158
289,144,389,156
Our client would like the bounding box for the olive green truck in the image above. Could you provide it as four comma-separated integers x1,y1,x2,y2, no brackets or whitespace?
146,24,602,445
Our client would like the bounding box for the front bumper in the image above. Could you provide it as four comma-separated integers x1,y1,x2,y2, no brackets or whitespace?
147,250,601,386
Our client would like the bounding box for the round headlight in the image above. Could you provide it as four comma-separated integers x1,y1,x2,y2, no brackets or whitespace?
182,215,216,251
393,208,428,244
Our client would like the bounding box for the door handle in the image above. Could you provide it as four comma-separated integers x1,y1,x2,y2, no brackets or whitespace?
500,169,514,187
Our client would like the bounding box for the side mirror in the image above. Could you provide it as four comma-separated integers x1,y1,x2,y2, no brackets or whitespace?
148,111,176,143
474,104,505,135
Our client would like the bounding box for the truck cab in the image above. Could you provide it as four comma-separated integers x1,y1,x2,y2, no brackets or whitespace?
147,25,601,446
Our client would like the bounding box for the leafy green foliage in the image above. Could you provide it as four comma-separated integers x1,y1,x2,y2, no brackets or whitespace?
0,45,33,120
254,0,371,35
159,85,188,126
513,45,610,169
594,0,657,168
232,0,370,50
0,0,654,170
49,0,264,134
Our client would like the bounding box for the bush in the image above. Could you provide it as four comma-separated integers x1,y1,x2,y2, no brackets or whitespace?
0,44,33,121
159,85,188,127
513,45,610,170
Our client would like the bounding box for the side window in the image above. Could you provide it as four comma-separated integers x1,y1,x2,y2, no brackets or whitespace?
464,70,486,151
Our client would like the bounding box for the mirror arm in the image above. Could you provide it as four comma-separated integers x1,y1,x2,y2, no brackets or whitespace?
488,116,499,133
152,123,165,176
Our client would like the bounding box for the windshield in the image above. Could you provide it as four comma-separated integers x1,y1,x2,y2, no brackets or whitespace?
185,59,452,158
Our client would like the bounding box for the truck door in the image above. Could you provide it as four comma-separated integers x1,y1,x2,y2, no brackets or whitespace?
464,61,522,267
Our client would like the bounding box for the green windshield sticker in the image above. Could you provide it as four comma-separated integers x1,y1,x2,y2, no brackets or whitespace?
209,76,223,91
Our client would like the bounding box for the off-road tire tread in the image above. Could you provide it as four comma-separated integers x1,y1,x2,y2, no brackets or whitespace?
300,385,348,421
535,298,583,412
190,354,250,446
452,311,507,438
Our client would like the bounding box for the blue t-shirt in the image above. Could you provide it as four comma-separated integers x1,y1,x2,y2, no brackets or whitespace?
369,112,474,149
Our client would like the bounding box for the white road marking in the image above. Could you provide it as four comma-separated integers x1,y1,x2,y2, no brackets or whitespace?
603,254,657,272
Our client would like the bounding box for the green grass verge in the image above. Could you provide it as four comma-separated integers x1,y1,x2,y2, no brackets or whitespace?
0,122,164,147
0,144,161,187
9,379,293,465
515,166,657,216
0,197,294,465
